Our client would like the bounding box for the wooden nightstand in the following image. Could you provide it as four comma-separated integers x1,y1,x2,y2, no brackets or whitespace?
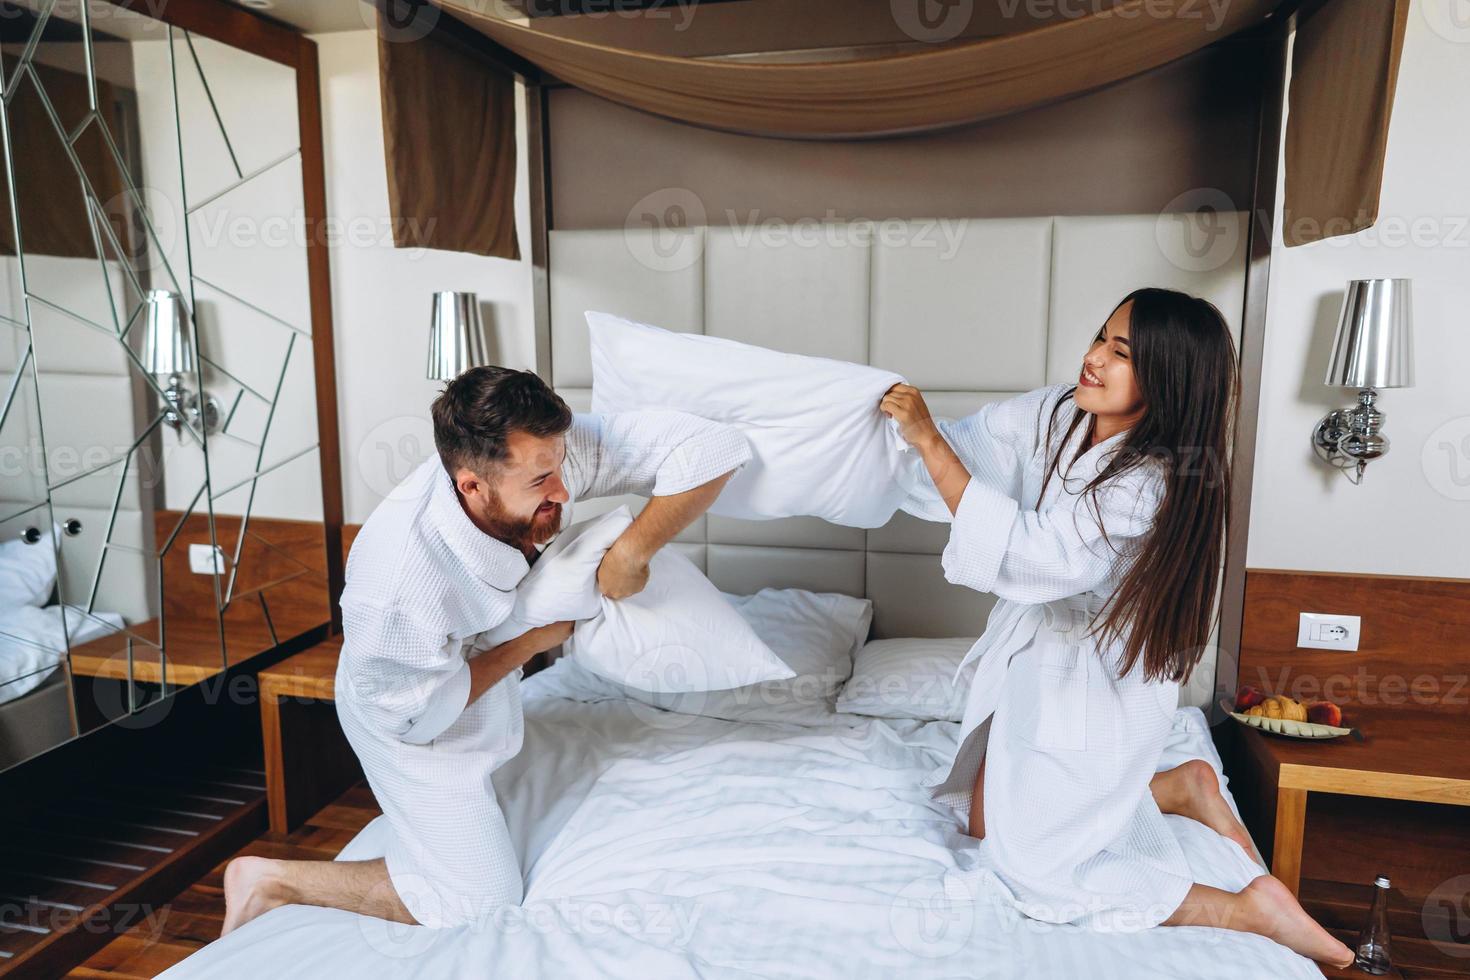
258,637,359,834
1238,707,1470,897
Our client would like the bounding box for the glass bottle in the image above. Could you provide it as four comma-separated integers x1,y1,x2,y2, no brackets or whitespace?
1354,875,1393,976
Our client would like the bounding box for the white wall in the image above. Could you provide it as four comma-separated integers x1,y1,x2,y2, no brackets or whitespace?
1247,9,1470,578
314,31,535,524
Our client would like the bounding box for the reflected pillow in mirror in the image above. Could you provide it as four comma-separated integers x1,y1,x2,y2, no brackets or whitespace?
0,525,58,608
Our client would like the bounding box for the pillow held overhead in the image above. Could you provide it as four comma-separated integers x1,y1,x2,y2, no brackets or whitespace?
588,311,911,529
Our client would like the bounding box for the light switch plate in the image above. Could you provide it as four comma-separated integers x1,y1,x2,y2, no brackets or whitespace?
1296,612,1361,651
189,543,226,574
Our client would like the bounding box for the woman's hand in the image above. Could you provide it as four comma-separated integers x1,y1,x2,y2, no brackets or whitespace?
880,383,941,451
881,383,972,517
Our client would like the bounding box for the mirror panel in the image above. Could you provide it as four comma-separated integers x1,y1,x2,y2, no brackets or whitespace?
0,1,331,769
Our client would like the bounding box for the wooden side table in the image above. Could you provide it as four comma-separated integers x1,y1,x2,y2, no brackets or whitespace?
258,638,359,834
1239,708,1470,896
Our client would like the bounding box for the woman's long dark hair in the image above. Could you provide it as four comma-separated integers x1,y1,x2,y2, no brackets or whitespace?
1040,287,1238,683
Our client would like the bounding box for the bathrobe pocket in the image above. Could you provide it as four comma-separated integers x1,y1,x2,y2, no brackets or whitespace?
1020,642,1089,753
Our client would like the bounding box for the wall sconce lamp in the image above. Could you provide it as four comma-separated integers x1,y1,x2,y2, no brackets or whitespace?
142,289,220,436
1312,278,1414,485
426,291,488,380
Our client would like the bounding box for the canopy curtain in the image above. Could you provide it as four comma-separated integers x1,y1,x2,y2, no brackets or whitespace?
377,0,1410,255
1283,0,1411,246
440,0,1281,138
376,6,520,260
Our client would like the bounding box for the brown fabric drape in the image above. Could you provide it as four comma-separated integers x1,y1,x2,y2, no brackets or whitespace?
1282,0,1411,246
377,7,520,260
377,0,1410,255
441,0,1280,139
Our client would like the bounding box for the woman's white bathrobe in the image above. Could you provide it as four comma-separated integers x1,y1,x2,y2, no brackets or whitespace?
334,411,750,928
906,384,1193,931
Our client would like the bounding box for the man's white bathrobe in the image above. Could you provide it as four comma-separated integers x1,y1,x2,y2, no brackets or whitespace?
334,410,750,928
905,384,1196,931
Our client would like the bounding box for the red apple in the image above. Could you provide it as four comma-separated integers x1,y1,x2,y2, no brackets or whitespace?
1234,685,1267,711
1307,701,1343,727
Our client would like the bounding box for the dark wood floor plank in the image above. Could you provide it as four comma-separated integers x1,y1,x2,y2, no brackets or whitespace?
65,780,381,978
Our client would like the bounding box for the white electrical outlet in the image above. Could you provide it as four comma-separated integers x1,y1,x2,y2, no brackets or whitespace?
189,543,226,574
1296,612,1361,651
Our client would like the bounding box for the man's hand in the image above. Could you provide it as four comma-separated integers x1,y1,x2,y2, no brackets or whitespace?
596,538,651,600
514,619,575,652
466,620,574,705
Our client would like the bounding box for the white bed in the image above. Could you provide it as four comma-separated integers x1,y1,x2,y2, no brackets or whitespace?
164,213,1289,977
166,657,1323,979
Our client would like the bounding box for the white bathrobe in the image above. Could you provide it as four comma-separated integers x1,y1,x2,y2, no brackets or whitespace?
334,410,750,928
905,384,1193,931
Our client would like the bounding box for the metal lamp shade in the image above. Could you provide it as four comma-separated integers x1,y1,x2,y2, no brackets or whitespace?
1324,278,1414,389
142,289,194,376
427,291,487,380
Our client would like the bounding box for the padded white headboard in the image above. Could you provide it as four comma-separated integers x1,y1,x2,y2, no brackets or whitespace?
547,214,1246,643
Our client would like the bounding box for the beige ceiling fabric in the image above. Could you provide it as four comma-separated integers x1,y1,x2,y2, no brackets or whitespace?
377,8,520,260
437,0,1281,139
1282,0,1411,246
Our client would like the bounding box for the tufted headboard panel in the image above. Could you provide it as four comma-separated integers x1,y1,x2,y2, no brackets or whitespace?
545,214,1246,693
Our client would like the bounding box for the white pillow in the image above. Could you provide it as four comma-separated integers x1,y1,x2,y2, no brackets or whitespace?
836,637,978,722
488,508,792,694
575,587,872,726
588,311,911,529
0,526,58,608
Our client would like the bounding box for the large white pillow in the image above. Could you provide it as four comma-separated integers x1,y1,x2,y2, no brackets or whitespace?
0,526,58,609
487,508,792,694
588,311,911,529
554,587,872,726
836,637,978,722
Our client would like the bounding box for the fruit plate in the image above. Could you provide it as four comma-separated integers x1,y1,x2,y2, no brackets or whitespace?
1219,700,1357,740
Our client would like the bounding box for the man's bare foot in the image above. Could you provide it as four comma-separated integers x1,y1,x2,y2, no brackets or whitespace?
1165,759,1263,867
222,856,292,936
1239,875,1353,967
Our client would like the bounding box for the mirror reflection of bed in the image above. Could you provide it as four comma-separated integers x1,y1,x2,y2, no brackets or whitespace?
0,2,338,773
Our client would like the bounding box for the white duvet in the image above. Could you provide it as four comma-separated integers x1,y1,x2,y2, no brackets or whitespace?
165,661,1323,980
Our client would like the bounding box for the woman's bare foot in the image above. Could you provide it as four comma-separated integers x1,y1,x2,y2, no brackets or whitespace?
1154,759,1263,867
222,855,292,936
1238,875,1353,967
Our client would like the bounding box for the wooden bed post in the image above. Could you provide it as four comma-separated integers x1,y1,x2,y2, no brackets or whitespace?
1215,18,1292,719
527,81,554,383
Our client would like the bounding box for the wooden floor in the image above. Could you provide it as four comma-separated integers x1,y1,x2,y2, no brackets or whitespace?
0,764,268,977
64,783,381,978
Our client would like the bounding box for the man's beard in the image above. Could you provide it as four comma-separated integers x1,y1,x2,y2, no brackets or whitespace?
482,493,562,552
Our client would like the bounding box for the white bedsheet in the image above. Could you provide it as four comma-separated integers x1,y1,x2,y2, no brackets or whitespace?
164,663,1324,979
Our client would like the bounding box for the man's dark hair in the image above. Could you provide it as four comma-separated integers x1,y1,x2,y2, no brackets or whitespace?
431,366,573,476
